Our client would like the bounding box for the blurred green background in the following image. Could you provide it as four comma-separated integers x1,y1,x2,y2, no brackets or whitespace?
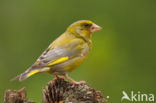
0,0,156,103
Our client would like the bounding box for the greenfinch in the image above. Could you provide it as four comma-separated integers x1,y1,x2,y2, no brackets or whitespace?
12,20,101,84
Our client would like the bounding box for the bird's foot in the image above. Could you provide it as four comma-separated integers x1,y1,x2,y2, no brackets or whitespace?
54,75,65,81
58,76,65,79
73,81,86,85
70,81,86,87
64,74,86,86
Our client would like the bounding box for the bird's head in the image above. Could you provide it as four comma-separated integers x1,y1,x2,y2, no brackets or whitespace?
67,20,102,40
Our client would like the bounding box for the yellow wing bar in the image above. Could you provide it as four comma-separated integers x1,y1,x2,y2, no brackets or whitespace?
28,70,40,77
48,57,69,66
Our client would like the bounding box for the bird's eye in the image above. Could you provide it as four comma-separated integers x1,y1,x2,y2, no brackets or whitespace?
84,23,90,27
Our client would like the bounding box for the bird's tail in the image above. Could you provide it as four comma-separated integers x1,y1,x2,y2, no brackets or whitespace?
10,67,50,82
10,69,41,82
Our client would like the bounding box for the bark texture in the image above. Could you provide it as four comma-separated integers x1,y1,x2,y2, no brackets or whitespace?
4,88,34,103
4,78,107,103
42,78,107,103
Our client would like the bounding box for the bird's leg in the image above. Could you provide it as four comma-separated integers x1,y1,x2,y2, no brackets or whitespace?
53,75,59,81
64,74,86,85
55,75,59,79
54,74,65,80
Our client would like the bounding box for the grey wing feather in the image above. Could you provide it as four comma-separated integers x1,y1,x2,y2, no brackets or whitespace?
40,47,79,65
36,39,84,66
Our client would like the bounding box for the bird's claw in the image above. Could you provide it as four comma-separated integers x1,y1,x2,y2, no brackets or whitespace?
58,76,65,79
54,75,65,81
72,81,86,87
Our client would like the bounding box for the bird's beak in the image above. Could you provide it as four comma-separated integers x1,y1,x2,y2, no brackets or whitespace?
90,23,102,33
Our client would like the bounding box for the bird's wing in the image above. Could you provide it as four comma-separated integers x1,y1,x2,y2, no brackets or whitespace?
14,38,86,81
33,38,85,68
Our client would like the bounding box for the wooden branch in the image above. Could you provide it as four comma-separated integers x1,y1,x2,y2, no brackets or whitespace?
42,78,107,103
4,88,34,103
4,78,108,103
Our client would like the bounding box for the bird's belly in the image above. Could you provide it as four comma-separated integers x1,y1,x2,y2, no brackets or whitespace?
64,55,88,72
50,42,91,75
50,55,88,75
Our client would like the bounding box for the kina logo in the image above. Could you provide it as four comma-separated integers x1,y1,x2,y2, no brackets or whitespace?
121,91,154,102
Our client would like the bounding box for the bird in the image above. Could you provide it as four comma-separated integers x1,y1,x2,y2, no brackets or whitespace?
11,20,102,85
